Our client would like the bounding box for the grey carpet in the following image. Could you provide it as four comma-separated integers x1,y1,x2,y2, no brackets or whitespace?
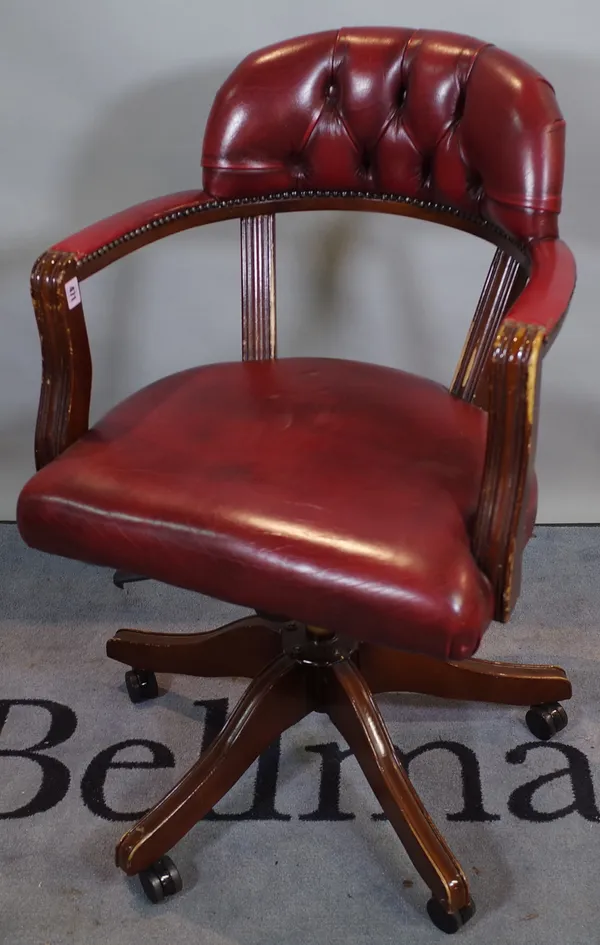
0,523,598,945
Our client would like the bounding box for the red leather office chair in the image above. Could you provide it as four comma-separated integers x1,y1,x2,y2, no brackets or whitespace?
17,28,576,933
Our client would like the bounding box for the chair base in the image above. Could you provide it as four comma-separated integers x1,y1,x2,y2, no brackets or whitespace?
113,570,149,589
106,616,572,928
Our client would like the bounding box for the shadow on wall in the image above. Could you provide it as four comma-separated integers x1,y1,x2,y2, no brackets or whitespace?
525,50,598,245
0,60,234,495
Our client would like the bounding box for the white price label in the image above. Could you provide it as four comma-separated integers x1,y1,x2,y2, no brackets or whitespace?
64,276,81,310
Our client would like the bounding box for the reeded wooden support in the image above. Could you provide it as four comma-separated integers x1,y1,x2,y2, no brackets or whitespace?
452,248,505,398
326,658,471,914
241,213,276,360
30,251,92,468
451,248,524,406
357,644,572,704
473,320,545,620
107,616,283,679
116,654,312,874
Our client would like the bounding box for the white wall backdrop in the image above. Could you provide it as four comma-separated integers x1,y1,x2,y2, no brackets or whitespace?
1,0,598,521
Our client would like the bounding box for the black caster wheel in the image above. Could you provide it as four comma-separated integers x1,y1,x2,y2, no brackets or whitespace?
525,702,568,740
426,897,476,934
139,855,183,904
125,669,158,704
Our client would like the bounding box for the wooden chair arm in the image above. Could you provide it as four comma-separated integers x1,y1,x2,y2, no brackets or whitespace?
472,320,546,621
30,250,92,470
29,191,241,468
49,190,224,277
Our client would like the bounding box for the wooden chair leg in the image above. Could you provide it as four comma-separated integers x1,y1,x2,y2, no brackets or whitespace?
326,658,471,916
116,653,312,875
357,643,572,705
106,615,283,679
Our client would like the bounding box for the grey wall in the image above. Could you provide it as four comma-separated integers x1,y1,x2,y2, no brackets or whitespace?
1,0,598,521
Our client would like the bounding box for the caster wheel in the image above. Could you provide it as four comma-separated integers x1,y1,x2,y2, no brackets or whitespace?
426,897,476,934
139,855,183,904
125,669,158,703
525,702,568,740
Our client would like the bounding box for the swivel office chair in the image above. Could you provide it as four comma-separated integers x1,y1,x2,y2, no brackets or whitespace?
17,28,576,933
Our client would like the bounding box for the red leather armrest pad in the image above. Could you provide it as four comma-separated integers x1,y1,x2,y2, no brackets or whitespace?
506,238,576,337
50,190,210,259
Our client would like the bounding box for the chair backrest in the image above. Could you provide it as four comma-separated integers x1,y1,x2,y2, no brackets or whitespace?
202,28,565,244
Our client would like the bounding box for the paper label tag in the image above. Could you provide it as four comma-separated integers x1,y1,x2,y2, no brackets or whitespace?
64,276,81,310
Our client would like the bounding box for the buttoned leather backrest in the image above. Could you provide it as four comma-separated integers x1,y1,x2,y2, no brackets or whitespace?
202,28,565,242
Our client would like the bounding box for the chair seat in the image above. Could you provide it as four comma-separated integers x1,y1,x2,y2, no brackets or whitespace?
18,357,495,659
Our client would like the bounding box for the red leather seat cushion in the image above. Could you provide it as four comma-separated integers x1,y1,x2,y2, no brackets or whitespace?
17,358,494,660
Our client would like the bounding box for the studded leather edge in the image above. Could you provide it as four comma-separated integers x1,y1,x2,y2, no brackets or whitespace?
76,189,525,267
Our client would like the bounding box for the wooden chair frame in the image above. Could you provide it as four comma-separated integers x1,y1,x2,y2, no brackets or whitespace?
29,187,576,929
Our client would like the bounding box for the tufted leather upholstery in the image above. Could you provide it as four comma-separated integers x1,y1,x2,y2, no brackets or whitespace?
203,28,565,241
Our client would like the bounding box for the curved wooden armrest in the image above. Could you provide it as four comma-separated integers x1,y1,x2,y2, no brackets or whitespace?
473,320,545,621
30,190,246,468
50,190,222,277
471,238,575,619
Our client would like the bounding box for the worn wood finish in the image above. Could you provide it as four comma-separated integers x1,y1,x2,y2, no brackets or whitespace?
241,214,276,359
116,653,312,875
357,644,572,704
326,658,471,914
473,319,545,619
107,616,283,679
451,248,523,405
30,252,92,469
